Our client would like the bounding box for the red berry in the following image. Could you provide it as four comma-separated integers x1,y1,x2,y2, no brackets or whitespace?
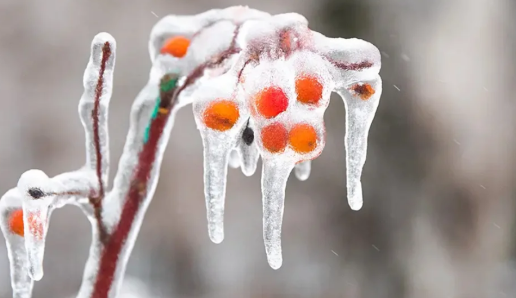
255,87,289,119
261,122,288,153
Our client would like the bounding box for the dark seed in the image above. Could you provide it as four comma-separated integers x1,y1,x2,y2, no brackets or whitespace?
28,188,45,199
242,126,254,146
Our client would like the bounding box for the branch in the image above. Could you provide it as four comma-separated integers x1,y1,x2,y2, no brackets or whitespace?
79,33,115,241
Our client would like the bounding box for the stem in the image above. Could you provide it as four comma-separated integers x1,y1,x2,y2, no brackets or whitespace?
81,76,178,298
80,24,242,297
91,42,111,200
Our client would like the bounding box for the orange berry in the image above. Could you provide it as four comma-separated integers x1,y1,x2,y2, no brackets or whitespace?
295,75,323,105
351,83,375,100
255,87,289,119
160,36,190,58
288,123,318,154
261,122,288,153
203,100,240,132
9,209,24,237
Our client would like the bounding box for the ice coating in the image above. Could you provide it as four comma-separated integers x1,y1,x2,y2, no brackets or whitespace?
0,9,383,296
0,32,114,297
79,32,116,188
0,167,100,295
235,125,260,176
238,41,332,267
261,159,293,269
186,10,381,268
228,150,240,168
0,189,33,298
237,13,380,267
294,161,311,181
312,32,382,210
337,75,382,210
149,6,270,62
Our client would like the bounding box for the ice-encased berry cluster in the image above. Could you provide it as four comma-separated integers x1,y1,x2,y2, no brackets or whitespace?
171,9,382,269
0,6,381,298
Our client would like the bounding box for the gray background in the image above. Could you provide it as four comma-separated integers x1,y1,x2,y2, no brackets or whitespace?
0,0,515,297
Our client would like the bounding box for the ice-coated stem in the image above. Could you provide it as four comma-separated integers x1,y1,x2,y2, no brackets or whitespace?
84,74,180,298
78,33,116,244
201,136,233,243
261,159,293,270
294,161,311,181
79,32,115,192
337,75,382,210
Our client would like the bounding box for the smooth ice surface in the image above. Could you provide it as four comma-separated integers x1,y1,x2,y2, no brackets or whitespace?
294,161,311,181
228,150,240,168
236,137,260,176
337,75,382,210
261,160,293,269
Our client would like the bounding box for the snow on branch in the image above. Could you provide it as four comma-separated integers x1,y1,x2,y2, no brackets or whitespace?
0,5,382,298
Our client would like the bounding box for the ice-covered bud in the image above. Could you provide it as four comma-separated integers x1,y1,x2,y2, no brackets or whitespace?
241,12,309,61
16,170,51,195
15,170,55,281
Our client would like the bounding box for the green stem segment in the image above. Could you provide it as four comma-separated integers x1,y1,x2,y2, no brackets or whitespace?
143,74,179,143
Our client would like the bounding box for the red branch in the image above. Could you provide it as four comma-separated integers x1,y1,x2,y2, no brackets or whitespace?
91,25,242,298
174,25,242,100
92,42,110,199
90,42,111,243
329,60,374,71
90,83,174,297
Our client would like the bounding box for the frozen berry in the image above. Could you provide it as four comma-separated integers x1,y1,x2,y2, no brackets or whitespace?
261,122,288,153
203,100,240,132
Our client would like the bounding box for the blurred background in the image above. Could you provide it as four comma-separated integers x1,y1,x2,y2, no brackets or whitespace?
1,0,516,297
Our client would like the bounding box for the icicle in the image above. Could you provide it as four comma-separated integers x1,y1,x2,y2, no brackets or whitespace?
294,161,311,181
0,189,34,298
193,73,247,244
16,170,54,281
201,137,233,243
236,122,259,176
336,75,382,210
237,140,259,176
261,159,293,270
228,150,240,168
21,203,49,281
